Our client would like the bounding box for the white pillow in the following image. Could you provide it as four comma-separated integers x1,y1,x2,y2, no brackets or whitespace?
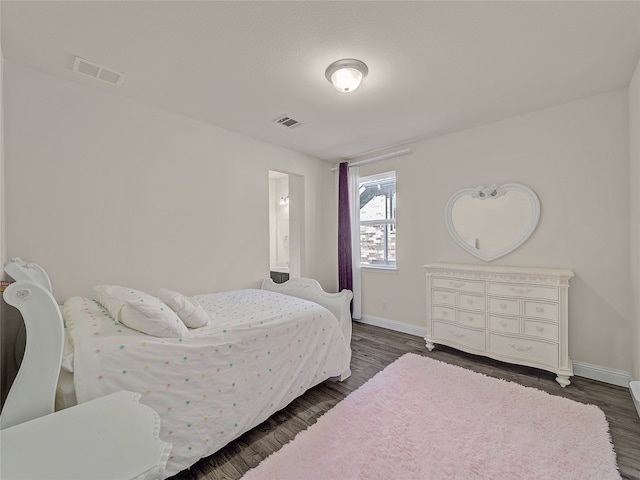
157,288,210,328
93,285,189,338
121,299,189,338
93,285,131,320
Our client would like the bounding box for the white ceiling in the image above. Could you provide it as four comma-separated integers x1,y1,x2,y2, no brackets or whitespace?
2,1,639,161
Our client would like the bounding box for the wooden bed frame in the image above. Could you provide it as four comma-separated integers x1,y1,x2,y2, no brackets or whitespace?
2,258,354,418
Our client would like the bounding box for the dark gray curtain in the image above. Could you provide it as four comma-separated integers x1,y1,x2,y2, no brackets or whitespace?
338,162,353,294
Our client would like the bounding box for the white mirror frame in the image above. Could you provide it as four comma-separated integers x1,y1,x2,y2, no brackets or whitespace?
444,183,541,262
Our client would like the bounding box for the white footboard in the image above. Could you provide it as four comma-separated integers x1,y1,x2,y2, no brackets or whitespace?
260,277,353,380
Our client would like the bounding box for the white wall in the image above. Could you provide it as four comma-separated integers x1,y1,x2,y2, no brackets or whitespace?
629,58,640,383
0,9,7,404
0,0,4,272
3,62,338,300
356,89,632,374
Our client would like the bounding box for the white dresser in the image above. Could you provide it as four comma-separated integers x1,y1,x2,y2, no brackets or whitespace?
424,263,574,387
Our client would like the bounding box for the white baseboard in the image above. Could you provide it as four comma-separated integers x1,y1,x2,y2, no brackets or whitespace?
572,361,631,388
356,315,427,338
356,315,633,389
630,381,640,418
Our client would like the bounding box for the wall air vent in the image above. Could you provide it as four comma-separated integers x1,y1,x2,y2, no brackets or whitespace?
73,57,124,86
273,115,302,129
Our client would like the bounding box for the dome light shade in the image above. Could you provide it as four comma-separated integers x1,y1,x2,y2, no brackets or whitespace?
325,59,368,93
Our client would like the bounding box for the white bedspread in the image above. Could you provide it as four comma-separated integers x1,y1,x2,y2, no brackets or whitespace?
65,289,350,478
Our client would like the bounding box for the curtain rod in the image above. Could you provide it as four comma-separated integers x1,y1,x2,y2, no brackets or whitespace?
330,148,412,171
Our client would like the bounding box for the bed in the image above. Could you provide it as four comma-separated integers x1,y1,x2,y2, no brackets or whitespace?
4,258,353,478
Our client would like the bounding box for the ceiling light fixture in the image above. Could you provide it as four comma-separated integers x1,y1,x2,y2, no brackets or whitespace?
325,59,368,93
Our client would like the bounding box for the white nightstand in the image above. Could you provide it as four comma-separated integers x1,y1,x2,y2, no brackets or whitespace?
0,391,171,480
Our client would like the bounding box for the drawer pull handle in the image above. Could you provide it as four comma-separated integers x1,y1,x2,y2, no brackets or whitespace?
500,303,508,309
449,330,465,338
441,310,448,316
466,316,474,322
509,343,532,352
500,321,508,327
442,294,448,300
536,306,545,313
536,326,544,332
466,299,474,305
510,287,532,294
449,281,466,288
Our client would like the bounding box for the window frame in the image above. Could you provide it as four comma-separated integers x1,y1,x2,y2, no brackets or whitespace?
357,171,397,271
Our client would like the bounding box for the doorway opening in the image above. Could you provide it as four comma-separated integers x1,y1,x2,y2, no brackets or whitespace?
269,171,304,282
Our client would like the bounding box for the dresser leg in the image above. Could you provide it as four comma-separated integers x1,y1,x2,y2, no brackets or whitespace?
425,340,435,352
555,375,571,388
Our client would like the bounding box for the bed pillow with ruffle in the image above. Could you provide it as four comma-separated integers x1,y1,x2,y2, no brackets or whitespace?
93,285,189,338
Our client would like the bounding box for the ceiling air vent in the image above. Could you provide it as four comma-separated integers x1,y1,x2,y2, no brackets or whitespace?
273,115,302,129
73,57,124,86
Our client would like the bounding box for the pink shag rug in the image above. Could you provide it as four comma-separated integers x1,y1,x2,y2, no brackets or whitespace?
242,353,620,480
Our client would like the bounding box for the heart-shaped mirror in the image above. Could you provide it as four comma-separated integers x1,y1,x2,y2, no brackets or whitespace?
444,183,540,262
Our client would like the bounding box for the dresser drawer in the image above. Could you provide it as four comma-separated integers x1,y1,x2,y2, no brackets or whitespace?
432,305,455,321
487,297,519,315
433,321,485,351
523,319,558,341
488,315,519,334
487,282,558,301
523,301,558,322
459,293,485,311
432,289,455,306
458,309,485,328
488,333,558,368
431,278,484,293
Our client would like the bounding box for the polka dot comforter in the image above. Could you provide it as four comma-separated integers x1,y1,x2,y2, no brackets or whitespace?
64,289,350,478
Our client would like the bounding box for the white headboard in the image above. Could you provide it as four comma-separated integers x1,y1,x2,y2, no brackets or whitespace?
1,259,64,429
5,257,53,293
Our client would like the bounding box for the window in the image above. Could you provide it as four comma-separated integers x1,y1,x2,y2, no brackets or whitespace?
358,171,396,268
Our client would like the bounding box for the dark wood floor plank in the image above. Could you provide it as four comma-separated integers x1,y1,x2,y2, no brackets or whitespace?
170,322,640,480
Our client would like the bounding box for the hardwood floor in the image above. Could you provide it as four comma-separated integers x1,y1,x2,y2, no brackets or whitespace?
170,322,640,480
